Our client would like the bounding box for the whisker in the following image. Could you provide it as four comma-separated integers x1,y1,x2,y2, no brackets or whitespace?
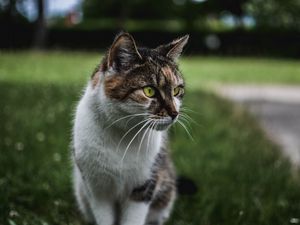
124,113,150,127
181,106,197,112
180,111,196,122
121,119,152,162
146,120,157,156
181,111,203,128
180,112,199,126
137,120,153,159
178,115,193,130
116,118,150,153
104,113,149,130
177,119,195,142
180,107,201,116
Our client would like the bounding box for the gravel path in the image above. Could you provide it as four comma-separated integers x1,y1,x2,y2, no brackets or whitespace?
217,85,300,166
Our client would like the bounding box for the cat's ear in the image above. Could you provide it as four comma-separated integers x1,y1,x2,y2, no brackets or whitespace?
156,35,189,61
106,32,142,71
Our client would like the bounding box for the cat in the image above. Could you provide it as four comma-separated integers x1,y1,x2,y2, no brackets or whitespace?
72,32,189,225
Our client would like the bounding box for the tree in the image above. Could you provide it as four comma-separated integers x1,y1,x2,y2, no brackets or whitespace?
83,0,178,30
0,0,27,24
32,0,47,49
0,0,47,48
202,0,250,27
83,0,139,29
82,0,204,31
246,0,300,30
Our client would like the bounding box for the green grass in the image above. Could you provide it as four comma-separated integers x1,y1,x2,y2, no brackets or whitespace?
1,51,300,225
0,51,99,84
181,57,300,89
1,51,300,86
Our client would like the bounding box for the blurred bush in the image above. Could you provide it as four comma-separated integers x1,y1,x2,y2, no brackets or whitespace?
0,0,300,57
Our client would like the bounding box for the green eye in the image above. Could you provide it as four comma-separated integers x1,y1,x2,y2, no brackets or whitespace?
173,87,182,96
143,86,155,97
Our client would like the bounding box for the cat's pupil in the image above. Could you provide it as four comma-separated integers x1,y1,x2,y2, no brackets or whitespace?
143,86,155,97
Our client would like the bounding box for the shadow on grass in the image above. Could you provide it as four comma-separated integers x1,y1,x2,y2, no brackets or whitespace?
1,82,300,225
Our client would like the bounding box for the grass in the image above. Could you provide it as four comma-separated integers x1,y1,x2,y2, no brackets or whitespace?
1,51,300,225
181,57,300,89
1,51,300,86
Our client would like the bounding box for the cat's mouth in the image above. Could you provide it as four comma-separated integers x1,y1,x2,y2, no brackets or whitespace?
150,116,175,131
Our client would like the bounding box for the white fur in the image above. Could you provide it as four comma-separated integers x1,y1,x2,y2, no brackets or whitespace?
122,201,149,225
72,71,179,225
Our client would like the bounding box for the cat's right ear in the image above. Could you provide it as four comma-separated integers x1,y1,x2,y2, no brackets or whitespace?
156,35,189,61
105,32,142,72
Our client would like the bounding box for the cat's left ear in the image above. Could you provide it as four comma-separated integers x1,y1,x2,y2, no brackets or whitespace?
106,32,142,71
156,35,189,61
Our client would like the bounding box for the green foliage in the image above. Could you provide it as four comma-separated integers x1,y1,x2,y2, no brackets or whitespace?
0,0,30,24
246,0,300,29
203,0,249,17
1,51,300,224
83,0,180,20
82,0,300,31
82,0,248,30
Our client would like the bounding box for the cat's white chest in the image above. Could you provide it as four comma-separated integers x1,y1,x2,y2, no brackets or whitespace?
75,135,162,197
74,95,162,196
96,133,162,189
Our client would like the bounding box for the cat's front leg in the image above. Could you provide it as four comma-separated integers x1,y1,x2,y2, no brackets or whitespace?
90,197,115,225
120,178,155,225
74,149,116,225
121,200,149,225
75,165,115,225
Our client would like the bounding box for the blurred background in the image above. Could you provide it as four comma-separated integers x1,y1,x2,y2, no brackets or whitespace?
1,0,300,57
1,1,300,225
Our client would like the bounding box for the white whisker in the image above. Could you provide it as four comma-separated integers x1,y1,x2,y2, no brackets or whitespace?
177,119,195,142
146,120,157,156
178,115,192,130
181,106,199,114
137,120,153,160
104,113,149,130
124,113,150,127
181,112,198,124
121,119,152,162
116,118,150,153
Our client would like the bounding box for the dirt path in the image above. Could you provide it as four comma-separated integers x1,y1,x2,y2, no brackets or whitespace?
217,85,300,166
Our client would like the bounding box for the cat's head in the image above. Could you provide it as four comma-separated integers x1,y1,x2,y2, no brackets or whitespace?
92,32,188,131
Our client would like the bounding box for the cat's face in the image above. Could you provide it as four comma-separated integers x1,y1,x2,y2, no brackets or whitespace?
94,33,188,131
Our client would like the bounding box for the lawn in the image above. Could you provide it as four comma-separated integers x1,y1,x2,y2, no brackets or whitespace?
1,51,300,225
1,51,300,86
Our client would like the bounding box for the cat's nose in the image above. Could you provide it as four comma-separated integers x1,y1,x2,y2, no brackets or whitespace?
169,111,178,120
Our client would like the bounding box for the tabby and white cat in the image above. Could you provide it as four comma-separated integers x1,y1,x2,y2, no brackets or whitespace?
72,32,189,225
